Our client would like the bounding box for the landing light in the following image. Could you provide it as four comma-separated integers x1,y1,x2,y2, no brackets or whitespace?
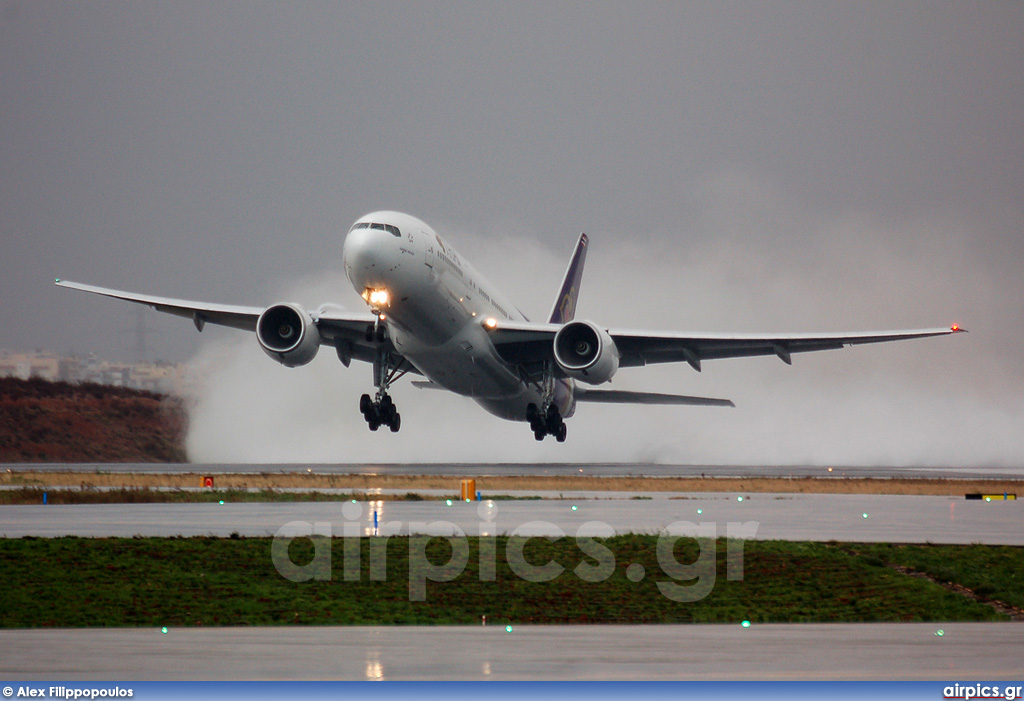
483,317,497,329
362,288,390,307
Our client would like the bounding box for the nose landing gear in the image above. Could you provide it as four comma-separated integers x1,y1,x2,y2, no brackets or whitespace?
527,403,567,442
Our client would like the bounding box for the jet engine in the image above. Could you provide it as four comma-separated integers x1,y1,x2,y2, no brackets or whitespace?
553,320,619,384
256,303,321,367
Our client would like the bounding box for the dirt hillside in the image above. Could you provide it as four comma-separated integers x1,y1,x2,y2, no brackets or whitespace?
0,377,185,462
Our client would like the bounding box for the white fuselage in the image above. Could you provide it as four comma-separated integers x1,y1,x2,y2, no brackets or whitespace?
342,211,574,421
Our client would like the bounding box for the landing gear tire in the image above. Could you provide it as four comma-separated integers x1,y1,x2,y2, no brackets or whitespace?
530,404,567,442
360,393,401,433
526,403,539,423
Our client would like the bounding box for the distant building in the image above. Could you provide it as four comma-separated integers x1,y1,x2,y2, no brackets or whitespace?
0,349,192,395
0,350,62,382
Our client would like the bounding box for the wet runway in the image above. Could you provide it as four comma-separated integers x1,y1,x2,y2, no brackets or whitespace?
2,492,1020,543
1,623,1020,680
8,461,1024,479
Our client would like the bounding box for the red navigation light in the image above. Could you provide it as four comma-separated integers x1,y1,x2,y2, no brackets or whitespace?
951,324,960,332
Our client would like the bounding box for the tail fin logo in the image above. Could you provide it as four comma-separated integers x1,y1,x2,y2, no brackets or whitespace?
558,287,577,323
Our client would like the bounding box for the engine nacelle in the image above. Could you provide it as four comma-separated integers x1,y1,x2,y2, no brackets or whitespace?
256,303,321,367
553,320,619,385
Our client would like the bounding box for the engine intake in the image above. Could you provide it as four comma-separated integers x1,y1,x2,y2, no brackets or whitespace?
553,320,619,385
257,303,320,367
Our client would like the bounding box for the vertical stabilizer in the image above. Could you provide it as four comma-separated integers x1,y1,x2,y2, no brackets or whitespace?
548,233,589,324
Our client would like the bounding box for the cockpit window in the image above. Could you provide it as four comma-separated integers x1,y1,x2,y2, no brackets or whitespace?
350,221,401,237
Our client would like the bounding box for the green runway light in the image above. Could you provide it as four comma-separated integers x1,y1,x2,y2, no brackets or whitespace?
571,505,578,511
446,499,452,506
161,627,168,634
936,629,945,637
737,496,744,502
741,620,750,628
862,513,868,518
505,625,513,633
219,500,224,505
697,509,703,515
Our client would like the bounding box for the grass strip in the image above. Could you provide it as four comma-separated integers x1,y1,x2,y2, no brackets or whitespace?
0,537,1017,627
844,543,1024,611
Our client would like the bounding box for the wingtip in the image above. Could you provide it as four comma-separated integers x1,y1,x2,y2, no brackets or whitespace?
951,324,967,334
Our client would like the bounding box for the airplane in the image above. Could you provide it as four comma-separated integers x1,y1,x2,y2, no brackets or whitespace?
56,210,965,442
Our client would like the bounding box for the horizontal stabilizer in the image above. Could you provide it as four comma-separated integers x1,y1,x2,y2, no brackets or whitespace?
575,388,734,407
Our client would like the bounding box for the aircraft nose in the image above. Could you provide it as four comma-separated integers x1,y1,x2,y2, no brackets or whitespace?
343,224,395,289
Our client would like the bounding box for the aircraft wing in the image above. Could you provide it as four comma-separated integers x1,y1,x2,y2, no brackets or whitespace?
56,280,266,332
54,279,392,367
485,318,965,372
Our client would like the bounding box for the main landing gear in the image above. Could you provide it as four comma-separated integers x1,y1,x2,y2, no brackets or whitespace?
527,403,567,443
360,392,400,433
359,316,403,433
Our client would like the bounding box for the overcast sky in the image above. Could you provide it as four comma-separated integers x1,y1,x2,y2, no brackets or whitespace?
2,2,1022,466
